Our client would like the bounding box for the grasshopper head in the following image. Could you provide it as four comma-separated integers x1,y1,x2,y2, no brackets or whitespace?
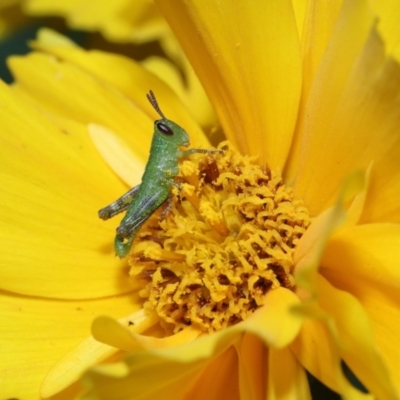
154,119,190,147
147,90,190,148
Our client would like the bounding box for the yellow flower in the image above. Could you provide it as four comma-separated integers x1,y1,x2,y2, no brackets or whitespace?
1,2,400,400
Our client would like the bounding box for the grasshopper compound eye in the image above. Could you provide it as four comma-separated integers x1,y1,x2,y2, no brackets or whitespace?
156,121,174,136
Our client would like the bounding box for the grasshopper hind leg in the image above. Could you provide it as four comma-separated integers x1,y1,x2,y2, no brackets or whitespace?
99,184,141,220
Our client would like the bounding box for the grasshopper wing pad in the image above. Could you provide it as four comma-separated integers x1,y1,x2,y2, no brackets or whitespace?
116,186,169,237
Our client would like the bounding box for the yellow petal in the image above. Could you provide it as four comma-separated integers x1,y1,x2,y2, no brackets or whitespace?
290,315,339,392
235,333,266,400
268,346,311,400
341,383,375,400
240,287,302,348
316,274,399,399
291,0,308,37
293,169,363,297
344,165,371,227
361,150,400,223
88,124,145,187
92,288,300,354
298,0,344,93
30,28,211,148
287,0,344,173
322,223,400,394
182,346,240,400
290,294,385,400
142,56,217,131
42,308,147,397
41,337,118,398
83,359,201,400
180,56,218,132
288,0,373,187
294,0,344,78
9,51,155,162
0,290,136,399
288,3,400,216
92,315,199,352
155,0,302,169
82,331,237,400
82,287,300,398
0,81,132,297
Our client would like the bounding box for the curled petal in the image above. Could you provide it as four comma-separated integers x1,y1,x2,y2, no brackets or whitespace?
293,170,364,299
322,223,400,395
267,346,311,400
317,275,399,400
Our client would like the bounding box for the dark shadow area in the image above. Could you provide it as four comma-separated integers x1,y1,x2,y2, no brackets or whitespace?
0,16,166,83
307,371,341,400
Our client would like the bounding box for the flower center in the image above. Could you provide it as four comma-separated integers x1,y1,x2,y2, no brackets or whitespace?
129,142,311,334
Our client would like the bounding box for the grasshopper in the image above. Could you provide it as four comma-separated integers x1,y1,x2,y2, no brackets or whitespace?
99,91,222,258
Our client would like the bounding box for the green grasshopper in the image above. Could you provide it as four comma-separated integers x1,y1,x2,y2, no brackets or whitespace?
99,90,222,258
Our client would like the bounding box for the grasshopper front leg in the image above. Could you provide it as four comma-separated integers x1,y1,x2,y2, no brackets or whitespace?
179,148,223,158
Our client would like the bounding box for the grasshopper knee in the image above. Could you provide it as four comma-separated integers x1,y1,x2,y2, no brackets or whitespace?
98,208,113,220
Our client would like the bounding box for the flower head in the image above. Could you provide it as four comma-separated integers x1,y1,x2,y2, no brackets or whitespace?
1,1,400,399
130,143,311,334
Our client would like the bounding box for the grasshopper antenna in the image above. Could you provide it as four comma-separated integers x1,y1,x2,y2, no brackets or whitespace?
147,90,166,119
